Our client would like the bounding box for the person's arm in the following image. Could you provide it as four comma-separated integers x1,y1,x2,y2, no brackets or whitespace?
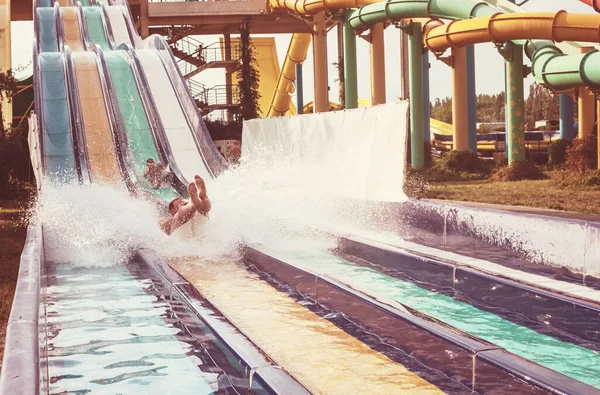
159,216,173,235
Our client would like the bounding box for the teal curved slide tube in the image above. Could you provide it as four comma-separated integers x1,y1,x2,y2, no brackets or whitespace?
104,51,178,200
40,53,77,182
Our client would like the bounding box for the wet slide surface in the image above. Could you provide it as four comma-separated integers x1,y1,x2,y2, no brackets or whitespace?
83,6,110,50
61,7,84,52
170,258,443,394
43,262,248,394
104,50,178,201
72,52,122,185
271,245,600,388
39,53,77,182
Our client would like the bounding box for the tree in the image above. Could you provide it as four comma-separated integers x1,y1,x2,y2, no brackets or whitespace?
526,82,559,126
0,66,17,140
236,22,261,120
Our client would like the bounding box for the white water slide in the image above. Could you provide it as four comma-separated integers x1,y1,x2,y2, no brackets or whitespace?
103,2,221,185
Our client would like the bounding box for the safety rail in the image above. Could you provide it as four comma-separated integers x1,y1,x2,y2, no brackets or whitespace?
190,83,240,115
170,37,242,78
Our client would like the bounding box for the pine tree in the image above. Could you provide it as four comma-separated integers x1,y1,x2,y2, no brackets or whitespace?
236,23,261,120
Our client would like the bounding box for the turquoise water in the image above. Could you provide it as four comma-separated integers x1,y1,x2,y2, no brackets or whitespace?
44,264,217,394
284,247,600,388
84,7,110,50
104,51,178,201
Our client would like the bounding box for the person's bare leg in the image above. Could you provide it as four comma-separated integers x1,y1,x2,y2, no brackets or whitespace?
188,181,204,212
193,175,211,214
195,175,207,199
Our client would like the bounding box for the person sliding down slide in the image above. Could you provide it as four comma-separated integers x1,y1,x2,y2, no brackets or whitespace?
160,175,211,238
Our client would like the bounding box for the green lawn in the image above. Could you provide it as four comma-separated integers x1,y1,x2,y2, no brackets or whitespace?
0,200,27,373
426,171,600,215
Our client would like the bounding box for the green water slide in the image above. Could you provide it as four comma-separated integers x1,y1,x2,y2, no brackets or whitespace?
83,6,110,50
104,50,179,201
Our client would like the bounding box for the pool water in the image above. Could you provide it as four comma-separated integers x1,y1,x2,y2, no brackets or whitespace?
273,246,600,389
42,262,254,394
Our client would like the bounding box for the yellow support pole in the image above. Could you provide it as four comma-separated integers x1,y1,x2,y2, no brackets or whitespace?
370,23,386,105
578,47,595,138
452,46,469,151
313,12,328,113
0,0,12,130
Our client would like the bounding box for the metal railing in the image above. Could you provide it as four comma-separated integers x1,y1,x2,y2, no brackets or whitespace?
188,82,240,113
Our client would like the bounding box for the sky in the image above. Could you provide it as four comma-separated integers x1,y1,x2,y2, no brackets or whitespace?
10,0,597,106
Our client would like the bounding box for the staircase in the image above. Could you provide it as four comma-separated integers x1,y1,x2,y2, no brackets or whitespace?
160,26,242,118
187,79,240,116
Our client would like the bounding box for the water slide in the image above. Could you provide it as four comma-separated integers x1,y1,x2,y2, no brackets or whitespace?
5,0,600,392
0,1,312,393
266,33,310,117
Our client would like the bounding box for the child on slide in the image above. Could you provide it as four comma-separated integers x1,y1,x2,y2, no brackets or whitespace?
159,175,211,237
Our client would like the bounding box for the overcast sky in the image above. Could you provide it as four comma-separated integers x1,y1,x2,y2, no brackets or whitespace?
11,0,596,105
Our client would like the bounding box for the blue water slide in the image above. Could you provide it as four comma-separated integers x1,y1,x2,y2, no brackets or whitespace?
38,53,77,182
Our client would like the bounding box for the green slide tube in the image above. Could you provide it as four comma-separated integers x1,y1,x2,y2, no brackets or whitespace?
349,0,600,90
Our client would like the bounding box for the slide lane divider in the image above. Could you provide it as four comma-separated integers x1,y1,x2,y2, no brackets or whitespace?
135,249,310,395
243,245,598,394
0,224,43,395
63,48,92,184
94,45,138,194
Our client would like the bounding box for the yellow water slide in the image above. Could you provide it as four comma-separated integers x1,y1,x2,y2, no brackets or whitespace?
267,33,311,117
228,37,296,117
72,52,121,184
61,7,84,52
0,0,11,129
424,12,600,53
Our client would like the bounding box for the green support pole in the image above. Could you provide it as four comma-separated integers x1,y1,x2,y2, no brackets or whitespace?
343,10,358,109
506,43,526,163
408,22,424,169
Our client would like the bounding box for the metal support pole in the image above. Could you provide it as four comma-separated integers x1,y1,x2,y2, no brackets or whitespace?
343,10,358,109
296,63,304,114
313,12,328,113
423,50,431,142
370,23,386,105
466,44,477,152
408,23,424,169
224,34,233,121
452,46,469,151
400,30,409,100
559,94,574,139
506,43,526,163
578,47,595,138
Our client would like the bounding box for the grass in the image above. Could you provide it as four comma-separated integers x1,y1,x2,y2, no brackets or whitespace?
426,171,600,215
0,200,28,373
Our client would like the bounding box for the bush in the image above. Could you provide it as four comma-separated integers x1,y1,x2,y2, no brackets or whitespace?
548,139,572,167
204,119,242,141
566,135,597,174
490,160,547,181
439,150,491,174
